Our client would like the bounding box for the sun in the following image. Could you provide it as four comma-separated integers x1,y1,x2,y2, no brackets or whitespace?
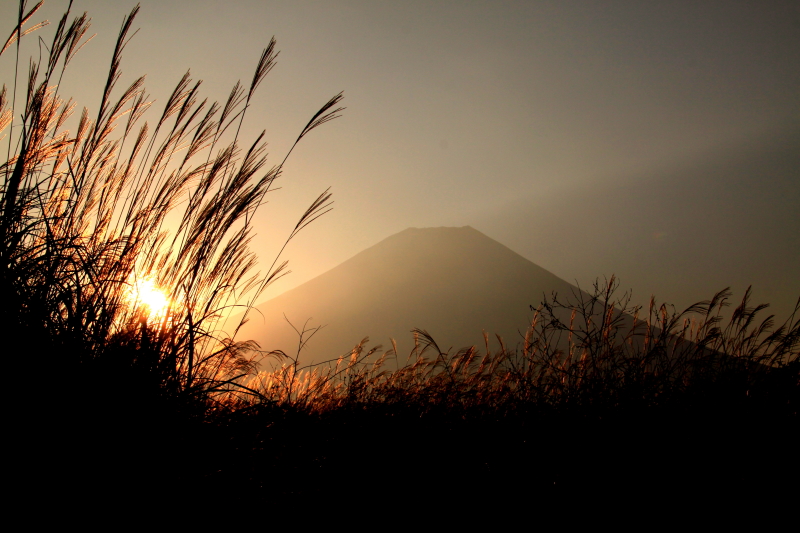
127,275,171,321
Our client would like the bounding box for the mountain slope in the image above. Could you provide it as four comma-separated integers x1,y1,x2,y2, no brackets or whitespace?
236,226,587,366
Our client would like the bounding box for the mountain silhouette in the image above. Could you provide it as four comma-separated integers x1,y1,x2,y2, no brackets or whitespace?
236,226,591,367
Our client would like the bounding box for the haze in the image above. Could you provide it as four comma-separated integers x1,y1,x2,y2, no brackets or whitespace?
2,0,797,321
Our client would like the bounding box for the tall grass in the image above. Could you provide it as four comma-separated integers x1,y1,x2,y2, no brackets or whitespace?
1,2,342,418
246,276,798,416
226,280,798,493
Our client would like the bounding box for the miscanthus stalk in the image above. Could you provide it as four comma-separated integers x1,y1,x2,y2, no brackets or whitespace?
0,1,343,408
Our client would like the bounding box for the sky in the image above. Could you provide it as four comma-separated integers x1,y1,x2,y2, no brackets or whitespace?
2,0,798,321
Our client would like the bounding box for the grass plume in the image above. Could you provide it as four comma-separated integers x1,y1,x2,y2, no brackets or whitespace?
1,2,343,419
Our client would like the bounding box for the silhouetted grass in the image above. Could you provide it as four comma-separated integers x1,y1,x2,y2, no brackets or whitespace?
3,2,796,495
2,1,341,489
224,278,796,493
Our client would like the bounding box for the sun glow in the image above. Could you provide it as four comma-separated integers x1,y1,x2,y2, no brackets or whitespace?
127,276,172,321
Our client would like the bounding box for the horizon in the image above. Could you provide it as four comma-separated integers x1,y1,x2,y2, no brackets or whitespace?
251,224,799,327
236,225,794,365
1,0,797,322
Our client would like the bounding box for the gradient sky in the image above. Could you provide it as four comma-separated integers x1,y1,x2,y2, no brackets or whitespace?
2,0,798,321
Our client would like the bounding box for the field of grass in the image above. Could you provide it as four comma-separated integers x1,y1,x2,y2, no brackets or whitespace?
3,2,797,495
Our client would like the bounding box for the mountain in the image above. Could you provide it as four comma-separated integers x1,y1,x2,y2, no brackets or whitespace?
235,226,590,367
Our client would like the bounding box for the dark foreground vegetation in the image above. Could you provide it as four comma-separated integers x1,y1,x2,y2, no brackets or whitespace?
3,2,797,495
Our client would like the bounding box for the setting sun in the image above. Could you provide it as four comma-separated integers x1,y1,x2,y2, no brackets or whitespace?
127,276,171,320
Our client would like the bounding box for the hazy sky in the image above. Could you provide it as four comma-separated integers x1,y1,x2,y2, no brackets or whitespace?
2,0,798,320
